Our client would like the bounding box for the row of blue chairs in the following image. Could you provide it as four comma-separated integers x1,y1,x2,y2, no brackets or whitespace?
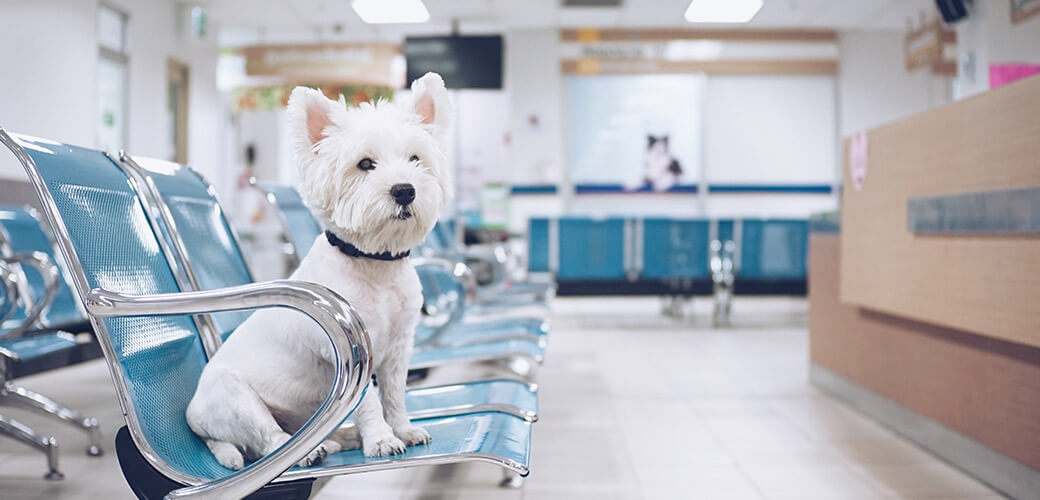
0,204,104,478
528,216,809,295
1,129,550,498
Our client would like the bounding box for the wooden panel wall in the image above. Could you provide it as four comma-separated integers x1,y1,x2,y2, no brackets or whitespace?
840,75,1040,347
812,234,1040,470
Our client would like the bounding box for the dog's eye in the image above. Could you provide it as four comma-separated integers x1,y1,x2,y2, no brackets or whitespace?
409,155,421,164
357,158,375,171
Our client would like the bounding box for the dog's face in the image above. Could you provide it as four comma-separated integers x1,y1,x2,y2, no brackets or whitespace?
287,73,454,255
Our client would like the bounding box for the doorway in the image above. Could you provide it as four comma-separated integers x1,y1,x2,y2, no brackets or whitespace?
167,59,190,163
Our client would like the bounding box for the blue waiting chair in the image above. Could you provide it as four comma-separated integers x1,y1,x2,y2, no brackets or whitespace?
425,221,556,311
119,154,540,421
414,260,548,350
2,130,532,499
0,205,90,333
0,209,103,478
251,179,324,271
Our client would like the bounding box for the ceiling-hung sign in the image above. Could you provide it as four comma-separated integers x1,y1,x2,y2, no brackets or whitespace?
559,28,839,76
240,42,402,87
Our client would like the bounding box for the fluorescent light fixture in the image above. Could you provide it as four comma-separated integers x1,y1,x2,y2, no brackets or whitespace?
684,0,763,23
352,0,430,24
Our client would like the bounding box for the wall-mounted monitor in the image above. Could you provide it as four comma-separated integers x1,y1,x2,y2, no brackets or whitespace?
404,35,503,89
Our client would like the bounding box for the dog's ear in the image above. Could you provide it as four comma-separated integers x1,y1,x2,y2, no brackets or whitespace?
287,87,342,151
409,73,452,141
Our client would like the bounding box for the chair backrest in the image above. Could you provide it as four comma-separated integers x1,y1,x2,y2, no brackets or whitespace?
641,218,711,280
431,221,457,252
527,218,551,273
557,217,628,280
0,205,84,327
413,263,465,346
738,219,808,279
255,182,323,259
129,157,254,340
1,131,231,482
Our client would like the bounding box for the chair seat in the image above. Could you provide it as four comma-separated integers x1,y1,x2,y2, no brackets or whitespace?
468,299,549,317
436,317,548,346
498,281,554,298
410,338,544,370
406,379,538,421
0,331,77,362
293,411,531,475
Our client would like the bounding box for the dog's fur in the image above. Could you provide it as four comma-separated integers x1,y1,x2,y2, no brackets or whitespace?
186,73,454,469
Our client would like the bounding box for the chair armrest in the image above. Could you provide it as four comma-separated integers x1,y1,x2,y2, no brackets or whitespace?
0,261,18,325
1,250,59,338
411,256,478,304
411,256,477,347
84,279,371,500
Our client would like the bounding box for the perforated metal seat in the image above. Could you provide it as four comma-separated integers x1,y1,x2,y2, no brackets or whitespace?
1,131,530,499
411,338,544,370
0,331,77,361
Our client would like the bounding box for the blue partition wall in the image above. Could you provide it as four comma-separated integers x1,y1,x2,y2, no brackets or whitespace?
640,219,710,280
528,218,550,273
739,219,808,280
528,216,808,296
557,217,627,281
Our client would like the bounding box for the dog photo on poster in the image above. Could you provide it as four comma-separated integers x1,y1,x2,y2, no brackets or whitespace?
567,74,704,192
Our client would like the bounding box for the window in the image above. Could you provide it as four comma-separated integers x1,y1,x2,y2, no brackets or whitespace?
96,4,128,153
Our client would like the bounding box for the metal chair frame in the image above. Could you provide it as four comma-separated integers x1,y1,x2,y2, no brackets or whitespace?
0,221,103,475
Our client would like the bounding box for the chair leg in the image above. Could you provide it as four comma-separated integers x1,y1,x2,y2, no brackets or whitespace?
0,413,63,479
1,382,103,456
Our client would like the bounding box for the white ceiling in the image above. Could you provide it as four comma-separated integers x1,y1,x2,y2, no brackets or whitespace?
205,0,940,45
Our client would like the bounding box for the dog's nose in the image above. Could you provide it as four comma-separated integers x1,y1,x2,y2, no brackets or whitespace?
390,183,416,206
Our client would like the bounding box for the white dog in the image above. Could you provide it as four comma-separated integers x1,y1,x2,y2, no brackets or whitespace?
186,73,454,469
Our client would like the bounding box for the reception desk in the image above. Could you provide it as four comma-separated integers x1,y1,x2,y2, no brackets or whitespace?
811,75,1040,500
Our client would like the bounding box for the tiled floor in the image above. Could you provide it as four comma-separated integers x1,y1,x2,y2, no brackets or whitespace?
0,297,1006,499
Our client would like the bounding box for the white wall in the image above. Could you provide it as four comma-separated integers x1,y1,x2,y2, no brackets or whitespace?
504,29,562,187
837,30,950,137
704,74,835,184
0,0,97,173
954,1,1040,98
0,0,224,196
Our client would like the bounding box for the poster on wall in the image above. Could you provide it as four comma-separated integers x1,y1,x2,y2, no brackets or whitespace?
567,74,704,192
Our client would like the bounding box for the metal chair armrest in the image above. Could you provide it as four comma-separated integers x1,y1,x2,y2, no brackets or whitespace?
1,250,59,338
411,256,478,347
84,279,371,500
0,261,18,325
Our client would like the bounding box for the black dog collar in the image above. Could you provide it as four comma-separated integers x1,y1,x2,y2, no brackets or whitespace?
325,231,410,261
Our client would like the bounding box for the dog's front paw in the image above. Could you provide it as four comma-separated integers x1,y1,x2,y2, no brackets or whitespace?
394,425,431,447
363,434,407,457
296,440,342,468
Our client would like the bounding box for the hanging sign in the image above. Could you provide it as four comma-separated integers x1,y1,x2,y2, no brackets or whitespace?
239,42,402,87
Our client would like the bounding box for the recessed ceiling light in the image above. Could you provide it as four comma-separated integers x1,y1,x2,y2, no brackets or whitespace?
684,0,763,24
352,0,430,24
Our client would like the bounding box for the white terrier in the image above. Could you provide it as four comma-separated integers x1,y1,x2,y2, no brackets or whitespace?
186,73,454,469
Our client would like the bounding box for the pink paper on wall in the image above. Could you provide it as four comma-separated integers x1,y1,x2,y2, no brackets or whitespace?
990,64,1040,89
